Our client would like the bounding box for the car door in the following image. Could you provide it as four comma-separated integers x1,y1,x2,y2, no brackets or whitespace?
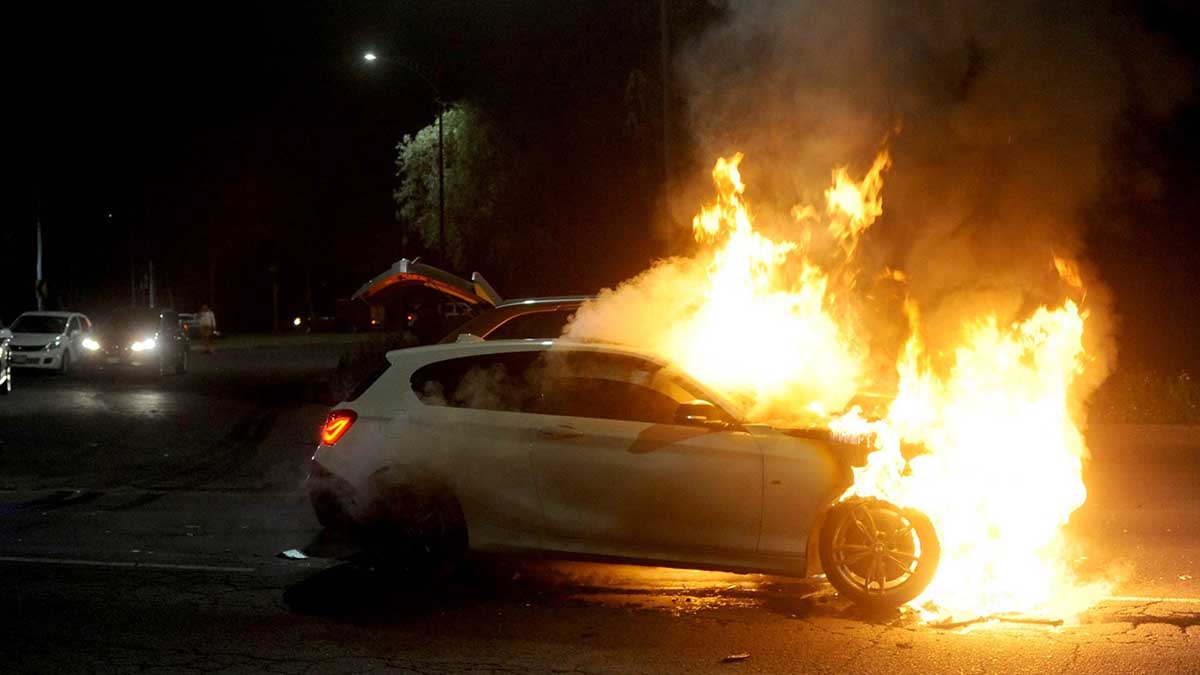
528,351,763,554
406,351,548,539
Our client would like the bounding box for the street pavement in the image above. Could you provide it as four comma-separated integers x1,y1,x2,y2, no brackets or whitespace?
0,343,1197,674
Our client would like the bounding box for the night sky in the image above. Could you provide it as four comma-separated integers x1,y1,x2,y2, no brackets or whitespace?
7,1,1200,374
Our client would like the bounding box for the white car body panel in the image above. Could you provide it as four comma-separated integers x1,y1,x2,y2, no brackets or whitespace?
529,417,762,552
309,339,854,577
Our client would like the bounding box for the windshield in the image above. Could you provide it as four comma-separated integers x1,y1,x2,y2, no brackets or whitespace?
12,315,68,334
104,309,159,335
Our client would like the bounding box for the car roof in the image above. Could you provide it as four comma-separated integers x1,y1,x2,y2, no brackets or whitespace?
388,338,667,368
494,296,592,308
16,311,82,318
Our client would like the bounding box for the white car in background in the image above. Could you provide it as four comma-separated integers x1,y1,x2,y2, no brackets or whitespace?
8,311,92,374
307,339,941,609
0,318,12,394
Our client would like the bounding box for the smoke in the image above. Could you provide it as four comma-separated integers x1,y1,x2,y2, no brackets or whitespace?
568,0,1189,420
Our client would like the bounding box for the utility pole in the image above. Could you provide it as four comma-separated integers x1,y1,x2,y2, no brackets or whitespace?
35,216,44,311
660,0,673,258
438,104,445,257
361,51,446,259
148,260,156,308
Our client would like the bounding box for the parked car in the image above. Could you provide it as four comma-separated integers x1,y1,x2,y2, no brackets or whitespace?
178,312,198,336
7,311,92,374
307,339,940,609
84,307,189,375
439,296,588,343
0,317,12,394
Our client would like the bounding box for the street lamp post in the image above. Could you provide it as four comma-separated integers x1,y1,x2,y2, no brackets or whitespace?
363,51,446,258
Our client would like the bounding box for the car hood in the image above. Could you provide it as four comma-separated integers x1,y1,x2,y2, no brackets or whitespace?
92,329,158,344
10,332,64,346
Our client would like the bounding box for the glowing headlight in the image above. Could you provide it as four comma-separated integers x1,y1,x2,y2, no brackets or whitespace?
82,337,100,351
293,316,302,327
130,338,157,352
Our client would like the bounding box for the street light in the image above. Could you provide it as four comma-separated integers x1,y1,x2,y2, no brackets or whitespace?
362,50,446,258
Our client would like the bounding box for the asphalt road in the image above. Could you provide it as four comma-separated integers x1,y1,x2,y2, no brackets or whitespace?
0,343,1197,674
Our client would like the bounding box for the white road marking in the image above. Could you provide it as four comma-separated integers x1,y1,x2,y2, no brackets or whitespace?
0,555,255,573
1104,595,1200,604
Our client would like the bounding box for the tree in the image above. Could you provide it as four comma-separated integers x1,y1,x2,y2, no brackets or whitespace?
393,103,523,275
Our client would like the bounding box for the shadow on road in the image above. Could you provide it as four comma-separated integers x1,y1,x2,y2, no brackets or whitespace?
281,554,906,626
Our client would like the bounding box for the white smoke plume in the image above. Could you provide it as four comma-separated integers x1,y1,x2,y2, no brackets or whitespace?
568,0,1190,421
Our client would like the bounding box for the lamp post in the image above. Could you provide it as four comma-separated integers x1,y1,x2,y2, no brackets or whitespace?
363,51,446,257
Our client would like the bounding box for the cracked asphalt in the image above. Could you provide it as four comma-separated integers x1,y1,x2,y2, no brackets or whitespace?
0,343,1197,673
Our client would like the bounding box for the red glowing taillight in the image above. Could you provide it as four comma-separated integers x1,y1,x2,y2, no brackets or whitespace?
320,410,357,445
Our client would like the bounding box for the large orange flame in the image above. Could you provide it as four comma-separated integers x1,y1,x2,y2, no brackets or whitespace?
575,151,1105,620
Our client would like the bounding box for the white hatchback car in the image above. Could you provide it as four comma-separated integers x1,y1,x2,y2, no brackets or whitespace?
8,311,91,373
308,339,940,608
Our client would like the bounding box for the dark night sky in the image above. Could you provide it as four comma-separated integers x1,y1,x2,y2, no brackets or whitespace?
6,1,1200,373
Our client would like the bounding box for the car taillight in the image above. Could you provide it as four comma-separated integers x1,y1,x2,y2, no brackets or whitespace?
320,410,357,445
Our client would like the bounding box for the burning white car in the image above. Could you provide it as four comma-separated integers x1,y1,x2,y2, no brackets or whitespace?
308,338,939,608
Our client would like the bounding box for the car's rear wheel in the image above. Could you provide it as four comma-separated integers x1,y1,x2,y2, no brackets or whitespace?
362,482,467,582
819,498,940,610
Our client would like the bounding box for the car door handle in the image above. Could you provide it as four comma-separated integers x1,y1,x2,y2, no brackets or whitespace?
537,425,583,440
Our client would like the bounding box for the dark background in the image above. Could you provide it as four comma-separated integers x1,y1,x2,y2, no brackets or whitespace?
5,1,1200,375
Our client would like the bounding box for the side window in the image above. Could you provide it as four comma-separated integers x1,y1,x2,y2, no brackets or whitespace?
485,309,576,340
539,352,691,425
67,317,81,333
411,352,545,413
547,377,681,424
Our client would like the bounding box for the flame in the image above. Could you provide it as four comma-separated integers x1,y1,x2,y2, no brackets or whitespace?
677,153,864,422
839,298,1105,618
825,151,890,256
572,150,1106,620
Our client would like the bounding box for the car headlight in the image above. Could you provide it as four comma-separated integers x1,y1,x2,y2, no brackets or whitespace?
130,338,157,352
45,338,62,351
82,337,100,351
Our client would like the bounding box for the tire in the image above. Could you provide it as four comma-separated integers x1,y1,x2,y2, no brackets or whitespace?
175,347,189,375
58,350,71,375
362,482,467,582
818,498,940,610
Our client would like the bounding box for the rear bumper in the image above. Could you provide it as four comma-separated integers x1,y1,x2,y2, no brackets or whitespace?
306,460,363,529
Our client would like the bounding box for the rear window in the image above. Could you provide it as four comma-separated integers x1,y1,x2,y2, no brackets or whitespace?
106,309,160,333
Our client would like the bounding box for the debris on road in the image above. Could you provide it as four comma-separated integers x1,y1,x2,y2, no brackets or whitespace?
277,549,308,560
931,613,1065,629
721,653,750,663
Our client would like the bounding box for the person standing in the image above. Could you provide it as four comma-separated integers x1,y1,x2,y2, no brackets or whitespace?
197,304,217,354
